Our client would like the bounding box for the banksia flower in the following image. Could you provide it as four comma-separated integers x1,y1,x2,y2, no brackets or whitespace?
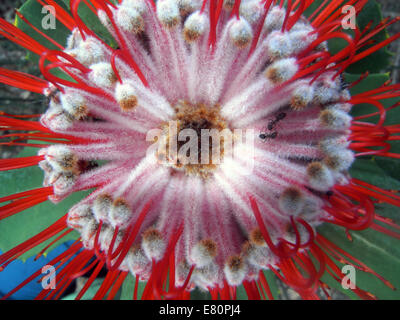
0,0,400,300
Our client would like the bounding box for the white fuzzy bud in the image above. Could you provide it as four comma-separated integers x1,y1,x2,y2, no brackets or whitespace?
190,239,217,268
115,82,138,111
307,162,334,191
183,11,208,42
324,149,355,172
193,262,219,290
290,83,315,109
299,199,321,222
243,242,272,269
265,58,298,83
319,135,351,156
283,221,314,246
267,31,292,58
223,255,247,286
126,245,150,274
319,109,352,130
80,219,99,249
229,18,253,48
41,104,74,131
142,228,166,261
66,28,83,50
98,224,115,252
239,0,263,24
177,0,201,14
288,29,316,55
60,91,88,119
121,0,147,15
157,0,180,28
116,6,144,34
74,37,106,67
314,79,341,104
264,6,285,31
49,171,77,197
41,145,78,173
93,194,113,223
278,187,305,216
67,203,94,230
89,62,117,88
109,198,132,228
324,102,352,113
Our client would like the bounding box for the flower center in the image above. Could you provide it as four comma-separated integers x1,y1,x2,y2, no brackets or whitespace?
156,101,229,178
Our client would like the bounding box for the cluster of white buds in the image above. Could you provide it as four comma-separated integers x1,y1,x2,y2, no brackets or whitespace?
38,145,80,199
41,88,74,131
66,35,107,67
92,194,132,228
266,26,316,59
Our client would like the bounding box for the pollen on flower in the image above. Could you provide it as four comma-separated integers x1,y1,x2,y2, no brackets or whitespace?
223,0,235,11
116,83,138,112
249,228,266,247
156,101,229,178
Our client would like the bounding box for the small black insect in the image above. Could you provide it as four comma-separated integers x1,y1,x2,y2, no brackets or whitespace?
259,131,278,141
325,190,334,197
266,112,287,130
339,75,349,91
260,112,286,141
277,112,286,120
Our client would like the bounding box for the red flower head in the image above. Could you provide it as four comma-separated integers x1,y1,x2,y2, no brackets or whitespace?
0,0,399,300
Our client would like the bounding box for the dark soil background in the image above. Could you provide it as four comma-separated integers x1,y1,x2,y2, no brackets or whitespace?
0,0,398,300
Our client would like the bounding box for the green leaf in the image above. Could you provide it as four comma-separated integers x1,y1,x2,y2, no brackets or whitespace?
375,158,400,182
318,222,400,299
60,0,117,47
346,0,392,74
345,73,400,125
0,146,89,261
349,158,400,190
16,0,71,62
304,0,392,73
120,273,147,300
62,278,103,300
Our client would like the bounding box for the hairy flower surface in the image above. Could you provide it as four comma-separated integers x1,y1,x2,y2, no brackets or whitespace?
0,0,400,300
